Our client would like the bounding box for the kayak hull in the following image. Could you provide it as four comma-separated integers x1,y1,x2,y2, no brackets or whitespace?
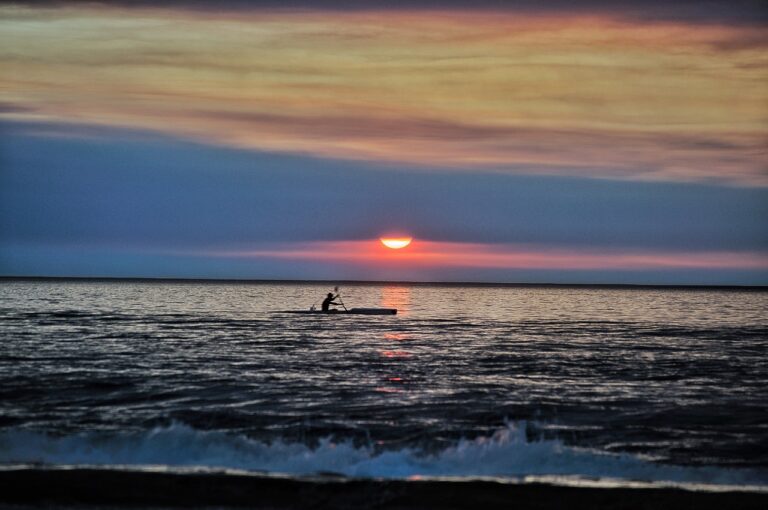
277,308,397,315
348,308,397,315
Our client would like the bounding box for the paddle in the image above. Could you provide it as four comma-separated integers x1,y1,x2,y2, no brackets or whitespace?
333,286,348,311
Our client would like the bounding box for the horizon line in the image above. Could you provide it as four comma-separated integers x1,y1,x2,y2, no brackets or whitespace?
1,275,766,291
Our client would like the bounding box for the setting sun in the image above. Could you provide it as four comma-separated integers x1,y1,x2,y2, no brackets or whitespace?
380,237,413,249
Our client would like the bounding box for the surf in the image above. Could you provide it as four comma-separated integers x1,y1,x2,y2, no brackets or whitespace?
1,422,764,490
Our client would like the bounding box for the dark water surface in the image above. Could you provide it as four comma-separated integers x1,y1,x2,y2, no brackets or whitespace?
1,280,766,487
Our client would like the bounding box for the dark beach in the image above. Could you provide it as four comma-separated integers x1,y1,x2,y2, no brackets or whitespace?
1,468,766,510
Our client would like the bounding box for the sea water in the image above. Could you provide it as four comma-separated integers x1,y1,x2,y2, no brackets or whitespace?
0,280,766,488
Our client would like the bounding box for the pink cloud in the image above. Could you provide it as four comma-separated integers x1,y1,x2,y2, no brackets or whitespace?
214,240,768,270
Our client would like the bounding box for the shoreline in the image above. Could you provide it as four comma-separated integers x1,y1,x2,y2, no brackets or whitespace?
0,468,766,509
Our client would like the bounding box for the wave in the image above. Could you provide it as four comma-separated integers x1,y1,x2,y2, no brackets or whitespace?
0,422,764,488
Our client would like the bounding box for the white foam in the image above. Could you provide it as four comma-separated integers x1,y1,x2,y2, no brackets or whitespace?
0,422,764,488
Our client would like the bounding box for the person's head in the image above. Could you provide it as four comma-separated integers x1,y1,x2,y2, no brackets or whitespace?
327,293,334,298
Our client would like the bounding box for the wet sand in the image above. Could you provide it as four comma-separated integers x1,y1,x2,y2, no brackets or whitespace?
0,468,766,509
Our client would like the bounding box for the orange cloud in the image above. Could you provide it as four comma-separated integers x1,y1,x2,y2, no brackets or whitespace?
215,240,768,271
1,6,766,184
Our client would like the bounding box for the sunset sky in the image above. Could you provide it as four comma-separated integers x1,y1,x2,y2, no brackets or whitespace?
1,0,766,284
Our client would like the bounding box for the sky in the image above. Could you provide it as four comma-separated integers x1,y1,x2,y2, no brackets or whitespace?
1,0,767,284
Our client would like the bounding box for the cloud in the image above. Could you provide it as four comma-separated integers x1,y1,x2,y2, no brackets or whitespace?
2,123,767,254
0,102,33,114
3,241,767,284
214,239,768,271
4,110,765,186
1,5,766,186
7,1,768,26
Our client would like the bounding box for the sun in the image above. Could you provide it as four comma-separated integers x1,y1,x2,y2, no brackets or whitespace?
380,237,413,249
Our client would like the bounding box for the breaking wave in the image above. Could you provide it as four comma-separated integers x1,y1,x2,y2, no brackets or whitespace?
1,422,765,488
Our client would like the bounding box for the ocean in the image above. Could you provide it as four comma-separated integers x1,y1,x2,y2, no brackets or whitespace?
1,279,767,501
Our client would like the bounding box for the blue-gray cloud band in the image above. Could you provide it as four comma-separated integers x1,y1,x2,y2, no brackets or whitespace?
1,121,766,254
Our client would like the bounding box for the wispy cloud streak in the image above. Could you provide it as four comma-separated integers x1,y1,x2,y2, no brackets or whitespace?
215,240,768,271
1,5,766,184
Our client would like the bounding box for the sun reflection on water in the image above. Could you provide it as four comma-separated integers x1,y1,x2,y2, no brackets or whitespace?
383,333,410,341
378,289,413,394
381,286,411,314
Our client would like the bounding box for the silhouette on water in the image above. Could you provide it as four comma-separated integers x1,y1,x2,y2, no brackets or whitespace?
305,288,394,315
321,292,341,312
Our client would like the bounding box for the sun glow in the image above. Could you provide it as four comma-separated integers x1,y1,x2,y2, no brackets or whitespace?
380,237,413,249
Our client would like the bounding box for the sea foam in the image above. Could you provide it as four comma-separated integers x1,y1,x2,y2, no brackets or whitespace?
0,422,764,488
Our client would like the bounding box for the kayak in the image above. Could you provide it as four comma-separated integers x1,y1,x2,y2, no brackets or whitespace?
277,308,397,315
